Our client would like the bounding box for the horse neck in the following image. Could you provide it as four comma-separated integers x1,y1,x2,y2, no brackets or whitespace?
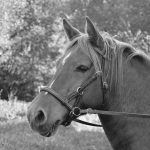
100,50,150,150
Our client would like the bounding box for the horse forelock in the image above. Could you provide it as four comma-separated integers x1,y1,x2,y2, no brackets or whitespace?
66,32,117,60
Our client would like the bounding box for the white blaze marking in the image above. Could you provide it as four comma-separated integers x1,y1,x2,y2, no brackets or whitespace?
49,80,55,88
47,52,71,94
62,52,71,65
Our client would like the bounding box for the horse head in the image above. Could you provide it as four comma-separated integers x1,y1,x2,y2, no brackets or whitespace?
27,17,106,137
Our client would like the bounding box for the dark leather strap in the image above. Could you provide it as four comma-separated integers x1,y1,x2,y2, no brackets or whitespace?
74,118,102,127
41,88,72,110
72,108,150,127
81,108,150,119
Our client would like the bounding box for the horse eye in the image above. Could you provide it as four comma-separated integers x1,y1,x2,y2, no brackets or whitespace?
75,65,89,72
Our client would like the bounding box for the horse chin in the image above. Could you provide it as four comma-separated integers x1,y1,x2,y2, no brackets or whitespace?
39,124,59,137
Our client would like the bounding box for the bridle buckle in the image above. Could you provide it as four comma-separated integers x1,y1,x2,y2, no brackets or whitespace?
76,87,83,95
95,71,102,76
70,107,81,117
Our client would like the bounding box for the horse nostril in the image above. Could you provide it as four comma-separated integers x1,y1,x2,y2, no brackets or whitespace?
35,110,47,125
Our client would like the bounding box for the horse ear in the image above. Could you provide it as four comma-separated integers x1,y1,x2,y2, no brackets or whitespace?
85,17,104,50
63,19,81,40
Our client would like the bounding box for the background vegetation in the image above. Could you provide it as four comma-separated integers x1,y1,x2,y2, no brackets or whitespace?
0,0,150,101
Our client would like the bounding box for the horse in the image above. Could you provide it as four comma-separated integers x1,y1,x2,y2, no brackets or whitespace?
27,17,150,150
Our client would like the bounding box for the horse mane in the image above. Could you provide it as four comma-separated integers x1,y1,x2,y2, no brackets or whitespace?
65,32,150,98
66,31,150,63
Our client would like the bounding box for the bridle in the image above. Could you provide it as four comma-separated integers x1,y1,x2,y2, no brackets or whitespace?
40,41,109,127
40,41,150,128
41,70,106,127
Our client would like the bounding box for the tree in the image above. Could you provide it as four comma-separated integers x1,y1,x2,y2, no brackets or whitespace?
0,0,64,101
64,0,150,34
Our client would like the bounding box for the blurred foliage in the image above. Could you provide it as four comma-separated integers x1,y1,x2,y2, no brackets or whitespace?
65,0,150,34
0,0,65,101
0,0,150,101
115,30,150,53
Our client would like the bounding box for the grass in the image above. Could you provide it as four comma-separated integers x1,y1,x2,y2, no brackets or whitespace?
0,99,27,121
0,100,112,150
